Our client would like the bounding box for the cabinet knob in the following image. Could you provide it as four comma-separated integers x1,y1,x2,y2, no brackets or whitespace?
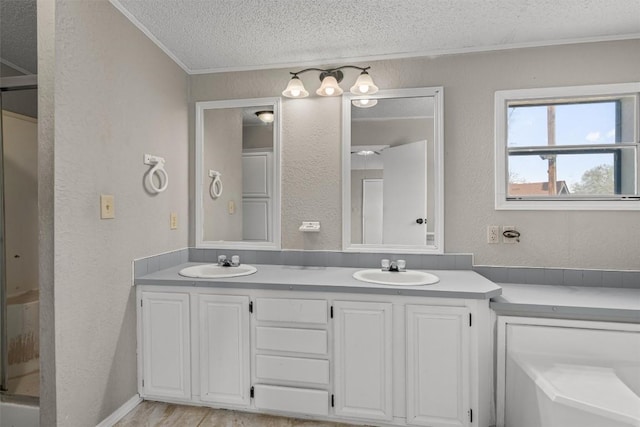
416,218,426,224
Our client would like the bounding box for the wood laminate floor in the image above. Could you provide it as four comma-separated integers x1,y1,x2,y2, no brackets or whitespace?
116,401,361,427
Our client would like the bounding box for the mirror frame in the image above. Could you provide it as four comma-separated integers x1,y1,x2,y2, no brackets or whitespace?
195,97,281,249
341,87,444,253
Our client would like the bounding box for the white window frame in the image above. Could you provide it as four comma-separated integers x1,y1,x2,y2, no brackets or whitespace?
495,82,640,210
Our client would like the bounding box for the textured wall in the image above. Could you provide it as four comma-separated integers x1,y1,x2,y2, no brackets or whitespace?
48,1,188,425
190,39,640,269
37,0,56,423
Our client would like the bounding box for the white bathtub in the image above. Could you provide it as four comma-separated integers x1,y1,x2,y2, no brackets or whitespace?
499,318,640,427
508,353,640,427
0,401,39,427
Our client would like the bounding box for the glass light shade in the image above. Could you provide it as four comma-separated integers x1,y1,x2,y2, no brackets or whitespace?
282,76,309,98
316,75,343,96
352,99,378,108
255,111,274,123
350,72,378,95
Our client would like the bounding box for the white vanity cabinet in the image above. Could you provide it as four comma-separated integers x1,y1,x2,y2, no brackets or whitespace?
252,297,331,416
137,286,489,426
333,300,393,422
406,305,470,427
197,294,250,407
139,291,191,401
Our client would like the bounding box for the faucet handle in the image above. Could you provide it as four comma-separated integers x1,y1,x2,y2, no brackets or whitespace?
381,259,390,270
217,254,227,265
397,259,406,271
231,255,240,266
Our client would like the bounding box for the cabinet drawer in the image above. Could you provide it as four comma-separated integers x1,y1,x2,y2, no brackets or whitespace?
256,327,327,355
256,355,329,385
253,384,329,416
256,298,327,324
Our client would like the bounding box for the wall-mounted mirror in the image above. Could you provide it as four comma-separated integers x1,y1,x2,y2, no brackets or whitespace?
342,87,444,253
195,98,281,249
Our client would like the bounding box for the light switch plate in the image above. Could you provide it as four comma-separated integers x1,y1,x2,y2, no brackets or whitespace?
100,194,115,219
170,213,178,230
228,200,236,214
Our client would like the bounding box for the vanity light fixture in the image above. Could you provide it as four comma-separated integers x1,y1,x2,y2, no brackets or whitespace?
352,99,378,108
282,66,379,98
255,110,275,123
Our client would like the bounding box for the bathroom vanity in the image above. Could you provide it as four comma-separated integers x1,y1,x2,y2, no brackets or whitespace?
135,263,500,427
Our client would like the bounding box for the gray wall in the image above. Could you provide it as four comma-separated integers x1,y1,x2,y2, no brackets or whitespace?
351,117,431,147
203,108,243,241
190,39,640,270
243,123,273,150
38,1,188,425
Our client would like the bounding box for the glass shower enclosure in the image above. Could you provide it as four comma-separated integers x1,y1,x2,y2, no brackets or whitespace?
0,77,39,401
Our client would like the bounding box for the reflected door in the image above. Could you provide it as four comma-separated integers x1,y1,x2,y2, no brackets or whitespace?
382,140,427,245
362,179,383,244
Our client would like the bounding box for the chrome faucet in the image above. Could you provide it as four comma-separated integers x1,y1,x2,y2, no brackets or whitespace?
218,255,240,267
381,259,406,272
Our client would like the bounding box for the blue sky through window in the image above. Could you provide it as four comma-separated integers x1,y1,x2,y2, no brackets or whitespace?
507,102,617,187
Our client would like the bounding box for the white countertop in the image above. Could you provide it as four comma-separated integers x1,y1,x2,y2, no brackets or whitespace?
491,283,640,322
135,262,502,299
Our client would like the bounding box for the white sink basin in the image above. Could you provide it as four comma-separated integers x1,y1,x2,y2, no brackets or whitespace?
179,264,257,279
353,269,439,286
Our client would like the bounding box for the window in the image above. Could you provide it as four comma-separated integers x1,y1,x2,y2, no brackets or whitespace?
495,83,640,210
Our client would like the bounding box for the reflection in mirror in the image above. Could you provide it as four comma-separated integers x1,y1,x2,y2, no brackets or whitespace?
342,88,443,253
195,98,281,249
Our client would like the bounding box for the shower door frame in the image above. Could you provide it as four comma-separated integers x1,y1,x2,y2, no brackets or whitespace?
0,75,38,396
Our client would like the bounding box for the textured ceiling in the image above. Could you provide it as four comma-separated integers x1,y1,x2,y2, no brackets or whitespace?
112,0,640,74
0,0,37,75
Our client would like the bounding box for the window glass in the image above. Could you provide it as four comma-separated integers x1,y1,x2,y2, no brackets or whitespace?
495,83,640,209
507,101,618,147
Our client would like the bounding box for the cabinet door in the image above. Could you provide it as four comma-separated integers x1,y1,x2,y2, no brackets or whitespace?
406,305,470,427
199,294,250,406
141,291,191,400
334,301,393,421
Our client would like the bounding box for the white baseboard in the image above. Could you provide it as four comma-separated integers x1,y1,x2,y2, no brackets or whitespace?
96,394,142,427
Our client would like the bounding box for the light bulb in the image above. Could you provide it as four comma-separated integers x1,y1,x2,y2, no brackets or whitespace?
352,99,378,108
316,75,343,96
350,71,378,95
282,76,309,98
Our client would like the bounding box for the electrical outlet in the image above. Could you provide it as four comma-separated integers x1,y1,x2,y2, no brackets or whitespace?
228,200,236,214
487,226,500,244
503,225,518,243
100,195,115,219
170,213,178,230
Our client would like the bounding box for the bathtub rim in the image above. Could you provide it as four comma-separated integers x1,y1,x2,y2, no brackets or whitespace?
496,315,640,427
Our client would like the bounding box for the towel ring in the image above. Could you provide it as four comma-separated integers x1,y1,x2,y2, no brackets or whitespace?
209,170,223,199
148,159,169,193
